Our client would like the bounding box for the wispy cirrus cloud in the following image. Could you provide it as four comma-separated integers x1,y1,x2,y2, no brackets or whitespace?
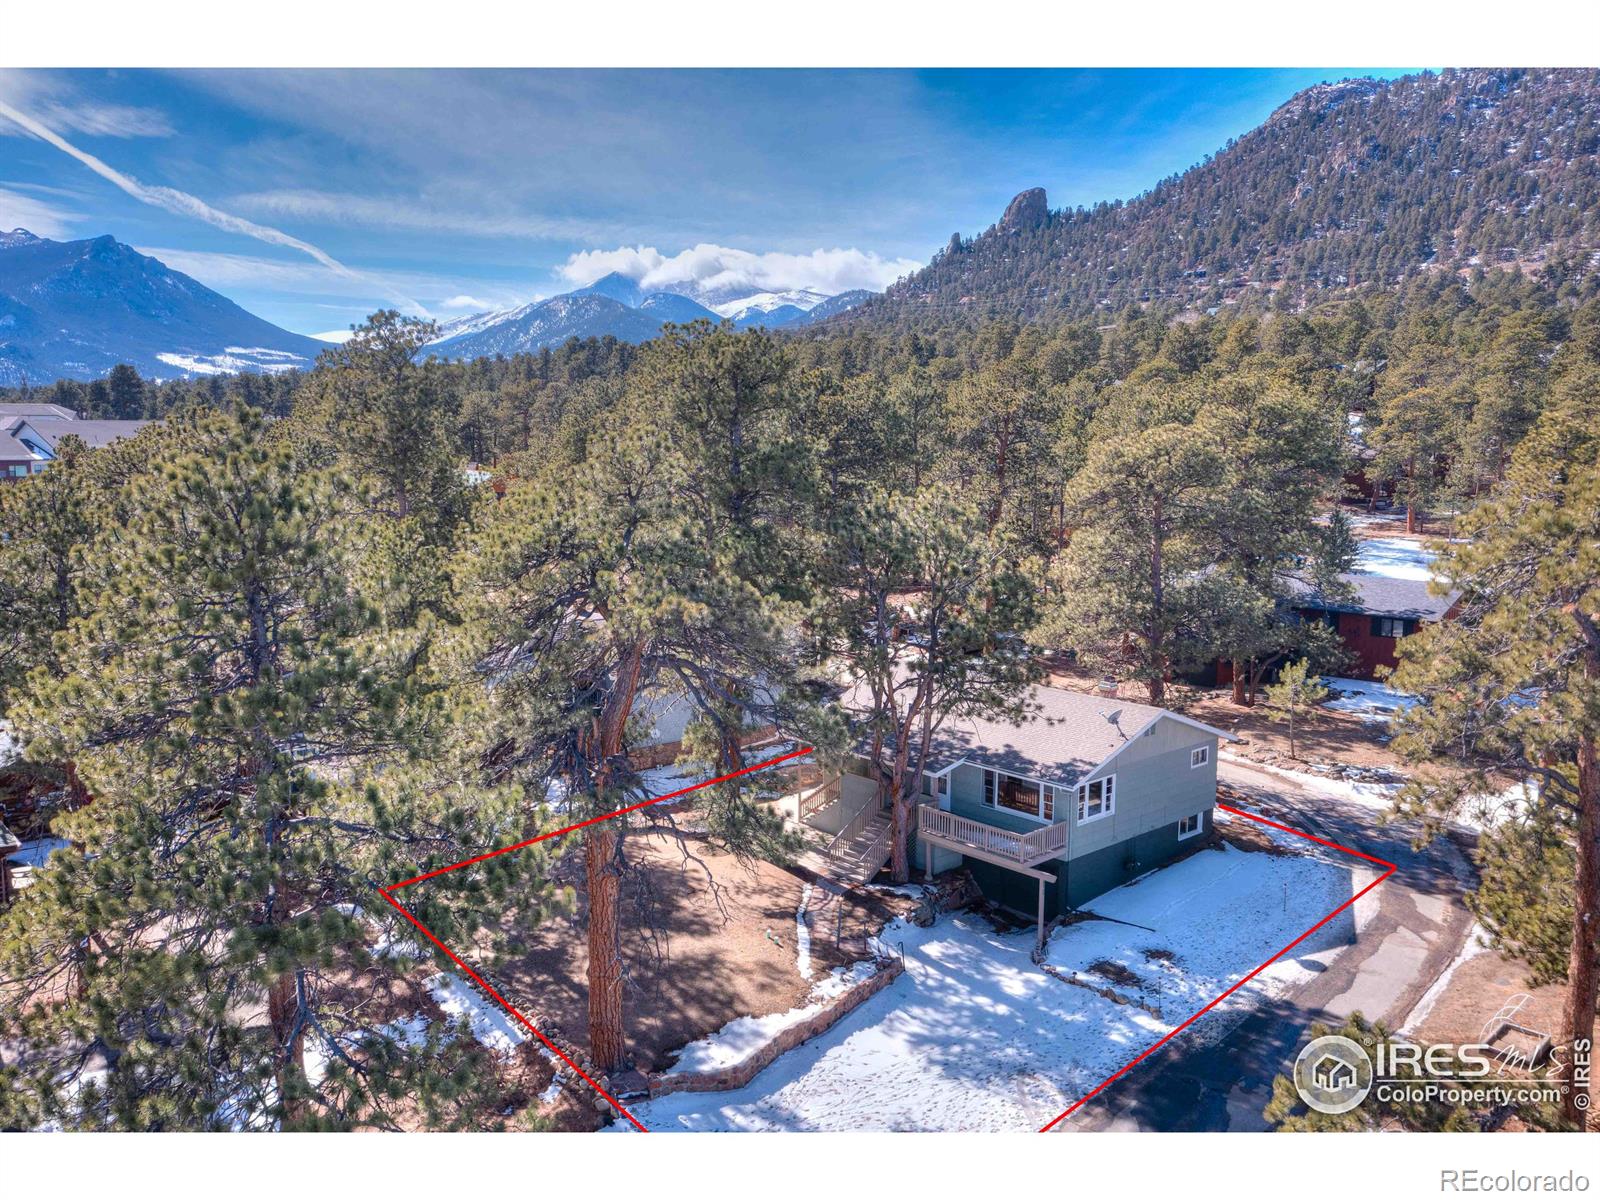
0,184,79,237
232,188,606,242
136,246,529,316
560,243,921,299
0,70,172,139
0,94,425,315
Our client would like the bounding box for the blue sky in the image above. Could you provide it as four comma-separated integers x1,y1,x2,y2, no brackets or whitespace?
0,68,1413,337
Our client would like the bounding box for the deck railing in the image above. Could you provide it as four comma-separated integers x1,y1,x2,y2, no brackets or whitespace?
917,806,1068,864
796,776,841,824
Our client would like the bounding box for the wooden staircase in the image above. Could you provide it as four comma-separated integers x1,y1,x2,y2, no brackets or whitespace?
797,810,894,886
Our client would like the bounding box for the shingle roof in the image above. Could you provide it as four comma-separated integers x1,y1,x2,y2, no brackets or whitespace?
0,402,76,420
15,417,151,451
847,682,1231,788
0,427,36,464
1288,571,1460,622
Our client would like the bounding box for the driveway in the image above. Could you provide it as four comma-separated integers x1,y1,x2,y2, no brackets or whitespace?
1059,757,1479,1132
613,811,1364,1132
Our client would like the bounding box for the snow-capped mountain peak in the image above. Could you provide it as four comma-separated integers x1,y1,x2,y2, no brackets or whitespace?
423,277,876,361
707,289,830,319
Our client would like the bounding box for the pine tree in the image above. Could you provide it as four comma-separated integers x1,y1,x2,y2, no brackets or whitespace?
1195,370,1355,705
1263,659,1329,760
0,408,549,1130
1040,420,1224,703
295,310,463,529
1387,376,1600,1127
458,420,801,1077
816,486,1039,882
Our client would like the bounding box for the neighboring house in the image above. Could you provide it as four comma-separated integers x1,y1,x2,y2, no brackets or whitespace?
629,684,778,769
1285,572,1461,681
0,402,79,421
0,407,151,480
0,821,19,907
800,684,1236,938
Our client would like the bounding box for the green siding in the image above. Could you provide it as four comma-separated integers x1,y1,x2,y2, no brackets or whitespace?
860,714,1222,915
1066,718,1216,862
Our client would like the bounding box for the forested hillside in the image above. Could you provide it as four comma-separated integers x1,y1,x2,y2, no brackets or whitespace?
845,69,1600,328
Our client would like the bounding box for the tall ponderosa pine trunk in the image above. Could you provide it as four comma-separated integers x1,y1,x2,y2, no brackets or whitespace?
582,640,645,1076
584,821,626,1074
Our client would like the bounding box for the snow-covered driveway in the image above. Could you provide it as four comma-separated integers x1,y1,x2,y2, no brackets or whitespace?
615,834,1357,1132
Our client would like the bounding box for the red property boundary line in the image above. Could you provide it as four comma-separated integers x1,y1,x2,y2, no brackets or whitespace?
379,755,1396,1134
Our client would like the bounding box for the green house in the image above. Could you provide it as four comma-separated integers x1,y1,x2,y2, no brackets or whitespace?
825,685,1238,933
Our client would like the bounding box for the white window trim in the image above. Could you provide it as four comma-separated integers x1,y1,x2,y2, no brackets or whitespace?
1177,812,1204,840
1190,745,1209,769
1076,773,1116,824
982,768,1055,824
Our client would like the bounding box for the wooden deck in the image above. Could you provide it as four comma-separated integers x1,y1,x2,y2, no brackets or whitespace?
917,806,1067,868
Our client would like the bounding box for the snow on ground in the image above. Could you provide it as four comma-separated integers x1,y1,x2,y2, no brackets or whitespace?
1044,842,1353,1024
424,971,527,1054
1319,676,1420,723
1226,754,1536,834
0,719,18,768
304,1015,429,1087
1354,536,1435,581
636,763,704,798
616,843,1355,1132
1401,923,1492,1035
422,968,569,1095
662,960,879,1078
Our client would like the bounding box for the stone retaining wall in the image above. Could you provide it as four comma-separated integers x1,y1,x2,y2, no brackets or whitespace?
646,956,904,1098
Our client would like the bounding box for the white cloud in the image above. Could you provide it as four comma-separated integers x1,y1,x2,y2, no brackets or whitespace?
558,243,920,301
0,71,171,139
0,186,78,237
313,329,357,344
0,95,425,316
134,246,528,318
233,188,603,242
439,294,490,310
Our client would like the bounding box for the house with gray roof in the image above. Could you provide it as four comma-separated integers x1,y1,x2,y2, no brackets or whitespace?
796,683,1236,938
1,410,151,480
1286,571,1462,681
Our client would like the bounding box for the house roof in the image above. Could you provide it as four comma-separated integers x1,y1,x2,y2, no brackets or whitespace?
848,681,1236,788
3,416,151,453
0,402,77,420
1288,571,1459,622
0,427,36,464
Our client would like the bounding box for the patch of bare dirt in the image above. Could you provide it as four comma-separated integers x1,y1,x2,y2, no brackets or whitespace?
486,826,900,1076
1087,958,1144,988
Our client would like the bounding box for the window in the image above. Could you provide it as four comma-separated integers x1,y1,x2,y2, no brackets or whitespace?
923,772,951,798
1178,812,1203,839
1076,775,1115,823
983,768,1052,822
1371,616,1416,639
1190,746,1209,769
